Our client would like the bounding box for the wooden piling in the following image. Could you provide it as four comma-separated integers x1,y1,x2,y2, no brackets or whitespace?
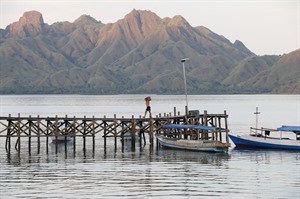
37,115,40,154
149,119,154,148
17,113,21,153
28,115,32,154
103,118,107,152
92,116,95,155
46,119,49,154
114,114,117,152
131,115,136,151
64,115,67,154
224,110,229,143
73,116,76,154
83,116,86,154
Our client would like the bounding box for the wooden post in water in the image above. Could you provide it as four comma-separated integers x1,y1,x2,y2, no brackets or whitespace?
224,110,229,143
131,115,136,151
155,116,160,150
83,116,86,155
121,116,125,152
103,116,107,152
73,116,76,154
6,114,12,154
64,117,68,155
17,113,21,153
149,119,154,150
28,115,32,154
114,114,117,152
46,119,49,154
55,116,58,154
138,116,142,149
37,115,40,154
92,116,95,155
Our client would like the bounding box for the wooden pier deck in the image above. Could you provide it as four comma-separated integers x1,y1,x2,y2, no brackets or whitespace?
0,108,230,154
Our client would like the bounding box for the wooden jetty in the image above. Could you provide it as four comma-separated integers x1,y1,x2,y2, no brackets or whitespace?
0,108,230,154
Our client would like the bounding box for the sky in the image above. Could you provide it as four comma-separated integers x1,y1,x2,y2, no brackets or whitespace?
0,0,299,55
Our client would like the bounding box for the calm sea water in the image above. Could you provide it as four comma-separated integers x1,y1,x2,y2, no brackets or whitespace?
0,95,299,198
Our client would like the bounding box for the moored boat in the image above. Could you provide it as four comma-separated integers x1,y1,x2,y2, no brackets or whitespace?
50,121,73,144
229,125,300,150
52,135,73,144
157,124,231,153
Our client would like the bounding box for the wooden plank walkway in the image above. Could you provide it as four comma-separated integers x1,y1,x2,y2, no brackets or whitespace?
0,109,230,154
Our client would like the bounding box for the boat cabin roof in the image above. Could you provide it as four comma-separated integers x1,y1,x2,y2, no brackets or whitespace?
277,125,300,132
163,124,216,131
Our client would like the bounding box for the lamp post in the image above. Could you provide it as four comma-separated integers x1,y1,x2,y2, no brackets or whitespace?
254,107,260,135
181,58,189,113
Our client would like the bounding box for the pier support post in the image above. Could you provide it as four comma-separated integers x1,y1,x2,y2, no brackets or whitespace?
121,116,125,153
114,114,117,152
55,116,58,154
83,116,86,156
28,116,32,154
131,116,136,151
37,115,40,154
149,119,154,150
103,118,107,153
5,116,12,154
64,119,68,155
224,110,229,143
17,113,21,153
73,116,76,155
46,119,49,154
92,116,95,155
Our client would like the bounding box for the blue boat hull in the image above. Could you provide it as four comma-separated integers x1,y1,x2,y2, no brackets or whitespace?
228,134,300,150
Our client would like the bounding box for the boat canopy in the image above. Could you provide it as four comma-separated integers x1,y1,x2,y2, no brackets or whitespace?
277,125,300,132
163,124,216,131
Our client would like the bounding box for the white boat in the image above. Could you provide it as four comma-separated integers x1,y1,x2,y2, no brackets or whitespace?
157,124,231,153
229,125,300,150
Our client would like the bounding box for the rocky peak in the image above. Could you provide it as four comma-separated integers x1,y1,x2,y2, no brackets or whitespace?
118,9,162,39
5,10,44,38
167,15,191,28
74,15,101,26
124,9,161,25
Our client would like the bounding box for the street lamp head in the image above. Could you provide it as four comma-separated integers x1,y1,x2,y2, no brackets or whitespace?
181,58,189,63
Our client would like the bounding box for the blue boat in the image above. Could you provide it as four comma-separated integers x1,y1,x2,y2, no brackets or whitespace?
229,125,300,150
157,124,231,153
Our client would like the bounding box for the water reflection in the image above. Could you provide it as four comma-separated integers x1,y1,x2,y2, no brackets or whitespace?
156,149,230,165
1,95,299,198
231,147,300,164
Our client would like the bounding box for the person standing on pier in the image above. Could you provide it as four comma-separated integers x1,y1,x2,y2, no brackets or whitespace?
144,96,152,118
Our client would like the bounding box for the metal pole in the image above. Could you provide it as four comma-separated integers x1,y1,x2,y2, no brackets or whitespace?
254,107,260,135
181,58,189,112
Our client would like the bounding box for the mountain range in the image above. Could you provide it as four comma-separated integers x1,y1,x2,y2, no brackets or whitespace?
0,10,299,94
